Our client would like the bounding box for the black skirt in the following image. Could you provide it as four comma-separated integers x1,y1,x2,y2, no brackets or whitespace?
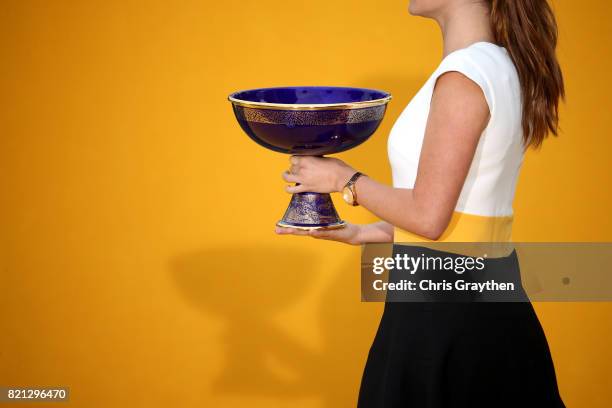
358,245,565,407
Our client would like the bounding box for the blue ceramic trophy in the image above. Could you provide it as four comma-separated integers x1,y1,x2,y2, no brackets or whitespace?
228,86,391,230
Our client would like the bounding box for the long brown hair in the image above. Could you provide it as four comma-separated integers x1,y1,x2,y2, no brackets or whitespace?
487,0,565,148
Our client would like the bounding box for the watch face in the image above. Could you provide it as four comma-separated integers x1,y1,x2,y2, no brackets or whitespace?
343,187,354,204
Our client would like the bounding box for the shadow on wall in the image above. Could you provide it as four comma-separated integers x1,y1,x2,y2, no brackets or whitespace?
171,246,316,395
170,246,382,407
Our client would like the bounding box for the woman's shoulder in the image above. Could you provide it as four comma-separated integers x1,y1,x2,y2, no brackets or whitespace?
437,42,517,82
433,42,520,116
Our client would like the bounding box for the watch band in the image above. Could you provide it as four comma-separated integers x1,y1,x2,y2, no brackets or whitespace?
345,172,365,206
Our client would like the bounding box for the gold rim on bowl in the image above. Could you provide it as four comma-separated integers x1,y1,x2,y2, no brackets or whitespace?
228,90,392,111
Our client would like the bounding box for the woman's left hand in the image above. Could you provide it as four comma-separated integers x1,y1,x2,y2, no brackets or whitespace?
281,156,356,194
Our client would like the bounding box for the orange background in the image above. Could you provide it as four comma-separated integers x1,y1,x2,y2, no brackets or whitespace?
1,0,611,406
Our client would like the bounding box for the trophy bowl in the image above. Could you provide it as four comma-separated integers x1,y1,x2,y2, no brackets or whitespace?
228,86,391,230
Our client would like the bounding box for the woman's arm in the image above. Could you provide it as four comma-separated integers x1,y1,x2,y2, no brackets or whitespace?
277,71,490,242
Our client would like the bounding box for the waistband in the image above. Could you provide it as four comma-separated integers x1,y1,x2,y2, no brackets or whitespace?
394,211,513,243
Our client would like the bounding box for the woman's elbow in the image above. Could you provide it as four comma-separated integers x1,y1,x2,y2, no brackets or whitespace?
408,211,451,241
420,225,445,241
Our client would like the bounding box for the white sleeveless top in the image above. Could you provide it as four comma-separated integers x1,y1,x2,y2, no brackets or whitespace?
388,42,523,242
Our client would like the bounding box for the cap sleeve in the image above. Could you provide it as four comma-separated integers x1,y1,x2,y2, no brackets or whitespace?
432,48,495,115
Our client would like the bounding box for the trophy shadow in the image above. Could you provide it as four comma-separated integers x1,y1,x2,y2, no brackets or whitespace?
170,246,382,407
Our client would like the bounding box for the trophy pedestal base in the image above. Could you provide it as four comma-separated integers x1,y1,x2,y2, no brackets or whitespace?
277,192,346,230
276,220,346,231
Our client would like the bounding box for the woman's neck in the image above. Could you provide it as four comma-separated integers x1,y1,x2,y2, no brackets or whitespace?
437,2,494,57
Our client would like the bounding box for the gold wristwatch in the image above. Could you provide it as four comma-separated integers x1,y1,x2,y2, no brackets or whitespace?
342,172,365,206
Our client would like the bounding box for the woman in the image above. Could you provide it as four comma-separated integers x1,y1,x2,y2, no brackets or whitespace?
277,0,565,406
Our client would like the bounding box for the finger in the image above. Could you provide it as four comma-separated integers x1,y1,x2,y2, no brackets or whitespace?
290,155,301,166
281,171,300,183
275,226,295,234
286,183,307,194
275,226,310,235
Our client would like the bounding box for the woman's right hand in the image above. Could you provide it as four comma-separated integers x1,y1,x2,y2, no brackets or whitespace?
275,222,362,245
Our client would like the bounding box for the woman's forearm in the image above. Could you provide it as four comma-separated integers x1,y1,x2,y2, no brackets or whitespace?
353,176,448,240
356,221,394,244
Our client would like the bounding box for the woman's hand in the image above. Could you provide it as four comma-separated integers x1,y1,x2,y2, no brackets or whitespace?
281,156,356,194
275,223,362,245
